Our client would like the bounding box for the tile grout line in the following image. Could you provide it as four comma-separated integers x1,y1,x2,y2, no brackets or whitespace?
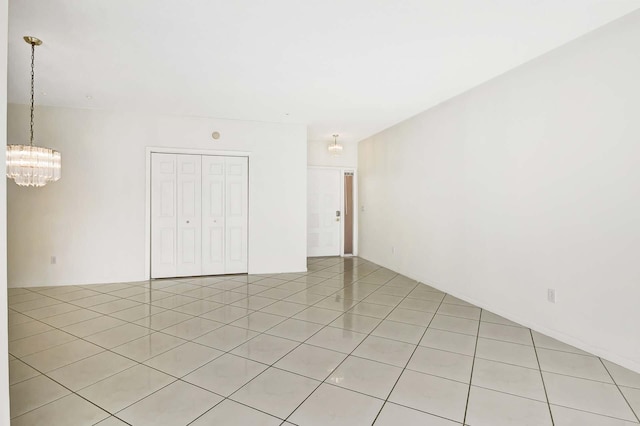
10,281,445,332
186,259,392,424
11,314,192,421
10,270,339,358
599,357,640,423
9,260,361,423
278,270,404,424
13,270,512,424
530,328,555,426
461,308,482,426
14,278,624,397
7,355,133,425
11,266,348,363
13,258,635,424
9,272,335,421
13,290,469,425
8,297,526,359
234,263,396,414
179,263,364,421
9,264,441,342
370,289,448,425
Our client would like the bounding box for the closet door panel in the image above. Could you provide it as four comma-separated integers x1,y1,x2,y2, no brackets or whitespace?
202,156,226,275
151,153,177,278
225,157,248,273
176,155,202,276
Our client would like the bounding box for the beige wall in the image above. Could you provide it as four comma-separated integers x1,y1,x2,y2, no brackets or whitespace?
359,11,640,372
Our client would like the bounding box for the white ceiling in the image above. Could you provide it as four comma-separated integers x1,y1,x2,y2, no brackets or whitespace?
7,0,640,144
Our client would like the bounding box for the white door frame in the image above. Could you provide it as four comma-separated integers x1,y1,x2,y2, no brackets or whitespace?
307,166,358,257
145,147,251,280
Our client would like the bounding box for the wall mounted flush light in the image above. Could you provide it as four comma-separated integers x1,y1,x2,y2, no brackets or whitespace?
328,134,343,156
6,36,61,187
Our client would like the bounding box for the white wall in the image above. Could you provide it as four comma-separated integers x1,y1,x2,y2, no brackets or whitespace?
358,11,640,373
308,139,357,168
7,105,307,287
1,0,10,423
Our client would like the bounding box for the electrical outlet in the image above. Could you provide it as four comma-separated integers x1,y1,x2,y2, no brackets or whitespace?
50,256,57,265
547,288,556,303
361,205,365,212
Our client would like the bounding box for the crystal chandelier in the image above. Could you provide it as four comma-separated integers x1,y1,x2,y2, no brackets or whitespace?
6,36,61,187
328,134,343,156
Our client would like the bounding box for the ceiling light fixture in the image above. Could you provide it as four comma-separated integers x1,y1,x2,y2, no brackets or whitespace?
6,36,61,187
328,134,343,156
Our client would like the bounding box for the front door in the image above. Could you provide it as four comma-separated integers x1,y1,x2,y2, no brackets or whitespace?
307,168,341,257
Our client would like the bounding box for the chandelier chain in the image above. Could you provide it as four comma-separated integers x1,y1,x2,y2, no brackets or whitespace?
29,41,35,146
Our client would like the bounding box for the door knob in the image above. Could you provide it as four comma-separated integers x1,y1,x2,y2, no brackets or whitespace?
186,220,190,224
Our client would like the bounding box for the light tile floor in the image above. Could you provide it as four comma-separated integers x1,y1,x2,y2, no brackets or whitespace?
7,257,640,425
